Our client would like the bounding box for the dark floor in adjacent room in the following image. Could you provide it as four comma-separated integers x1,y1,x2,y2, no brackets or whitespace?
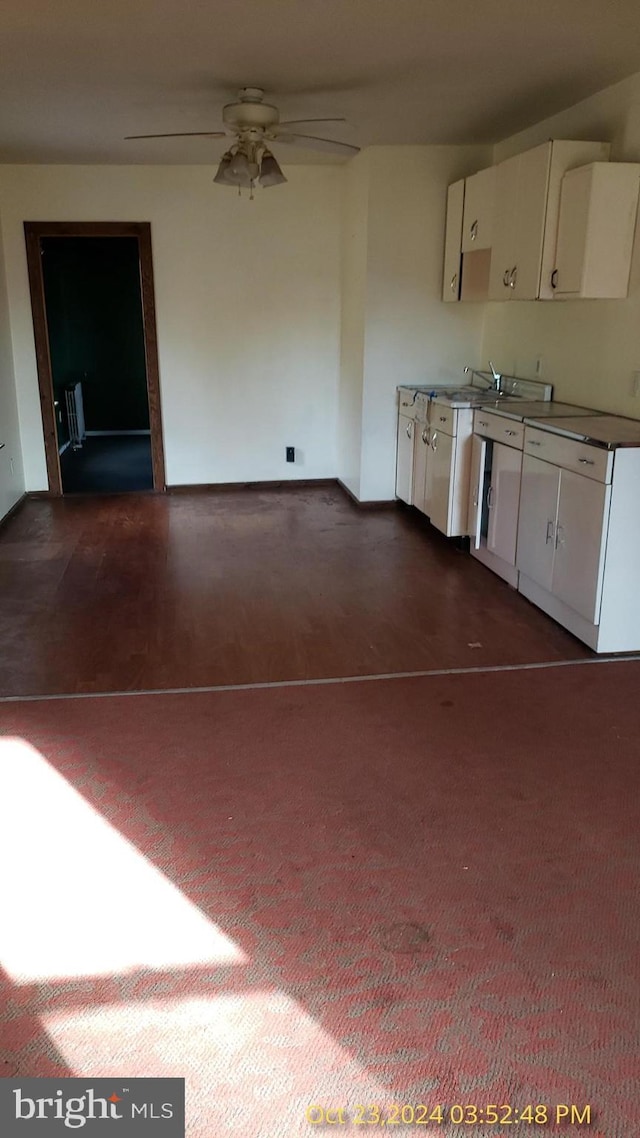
59,435,153,493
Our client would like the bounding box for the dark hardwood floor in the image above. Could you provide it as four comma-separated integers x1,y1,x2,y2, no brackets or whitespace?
0,485,590,697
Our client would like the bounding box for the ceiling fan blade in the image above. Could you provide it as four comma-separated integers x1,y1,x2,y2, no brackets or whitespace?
124,131,227,140
279,118,347,126
275,132,360,156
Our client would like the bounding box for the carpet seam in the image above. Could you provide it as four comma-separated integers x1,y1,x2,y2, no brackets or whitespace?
0,654,638,704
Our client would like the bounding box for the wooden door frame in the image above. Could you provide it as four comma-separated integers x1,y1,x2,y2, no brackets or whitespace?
24,220,166,494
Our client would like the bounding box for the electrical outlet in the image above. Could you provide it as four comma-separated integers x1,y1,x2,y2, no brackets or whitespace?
286,446,295,463
632,371,640,397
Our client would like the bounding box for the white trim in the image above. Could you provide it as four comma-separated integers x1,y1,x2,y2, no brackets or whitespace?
84,430,151,437
0,656,637,704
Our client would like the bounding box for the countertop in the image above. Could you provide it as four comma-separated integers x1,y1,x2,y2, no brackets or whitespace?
525,414,640,448
478,399,599,420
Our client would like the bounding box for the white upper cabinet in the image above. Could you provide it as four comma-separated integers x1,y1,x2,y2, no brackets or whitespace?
552,163,640,299
488,139,611,301
442,179,465,302
461,166,495,252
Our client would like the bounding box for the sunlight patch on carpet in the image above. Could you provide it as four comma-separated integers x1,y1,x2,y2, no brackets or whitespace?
0,738,247,982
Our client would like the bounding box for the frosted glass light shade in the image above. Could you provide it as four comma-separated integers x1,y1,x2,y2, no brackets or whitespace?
259,151,287,188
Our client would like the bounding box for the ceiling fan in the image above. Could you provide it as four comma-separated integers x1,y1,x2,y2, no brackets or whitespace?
125,87,360,195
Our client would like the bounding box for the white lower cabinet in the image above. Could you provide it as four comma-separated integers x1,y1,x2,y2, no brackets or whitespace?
412,422,430,514
517,451,610,625
469,415,523,587
486,441,522,565
395,413,415,504
425,426,455,534
398,401,473,537
552,469,609,624
516,453,560,594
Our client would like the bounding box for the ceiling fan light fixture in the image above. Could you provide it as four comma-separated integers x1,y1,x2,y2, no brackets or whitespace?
259,150,287,188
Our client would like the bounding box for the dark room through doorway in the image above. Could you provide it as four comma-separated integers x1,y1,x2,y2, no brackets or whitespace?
42,236,151,493
24,221,166,496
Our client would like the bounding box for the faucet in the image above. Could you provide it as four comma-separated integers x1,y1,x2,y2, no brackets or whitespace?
463,362,502,392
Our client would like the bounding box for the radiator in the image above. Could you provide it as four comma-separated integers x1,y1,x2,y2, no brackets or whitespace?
65,381,86,449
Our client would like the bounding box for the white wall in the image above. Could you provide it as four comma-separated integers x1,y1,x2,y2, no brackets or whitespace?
483,70,640,415
0,217,25,520
338,145,491,501
338,152,369,499
0,165,342,491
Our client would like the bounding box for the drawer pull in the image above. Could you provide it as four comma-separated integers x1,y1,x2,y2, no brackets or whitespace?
579,457,595,466
439,415,447,423
422,428,429,444
505,429,518,436
478,419,489,428
529,440,543,448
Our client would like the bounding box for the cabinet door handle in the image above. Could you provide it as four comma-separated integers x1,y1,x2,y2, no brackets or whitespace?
545,519,555,545
487,485,495,508
450,273,458,292
431,431,438,452
439,415,447,423
509,266,517,289
551,269,558,290
579,457,595,466
470,219,478,241
503,268,510,288
555,523,565,549
422,428,429,444
406,422,413,439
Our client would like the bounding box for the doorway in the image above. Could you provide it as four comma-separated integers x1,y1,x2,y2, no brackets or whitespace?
24,222,165,494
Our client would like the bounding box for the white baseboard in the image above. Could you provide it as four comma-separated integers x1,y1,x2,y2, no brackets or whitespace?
85,430,151,437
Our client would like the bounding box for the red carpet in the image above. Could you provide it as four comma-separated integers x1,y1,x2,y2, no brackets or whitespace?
1,662,638,1136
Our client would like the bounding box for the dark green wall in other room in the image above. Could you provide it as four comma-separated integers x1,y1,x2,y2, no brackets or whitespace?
41,236,150,432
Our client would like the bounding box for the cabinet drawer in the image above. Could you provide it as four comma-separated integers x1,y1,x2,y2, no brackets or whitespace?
430,404,457,436
398,390,418,414
523,426,613,483
474,411,524,448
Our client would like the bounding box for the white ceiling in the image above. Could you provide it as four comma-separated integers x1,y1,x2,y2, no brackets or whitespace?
1,0,640,164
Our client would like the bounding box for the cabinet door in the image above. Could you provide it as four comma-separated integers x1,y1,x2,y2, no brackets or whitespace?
425,428,455,534
511,142,551,300
516,453,560,591
467,434,487,547
552,469,610,623
487,442,523,566
412,423,430,514
488,155,519,300
552,164,591,295
396,414,415,504
442,179,464,302
461,166,495,252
